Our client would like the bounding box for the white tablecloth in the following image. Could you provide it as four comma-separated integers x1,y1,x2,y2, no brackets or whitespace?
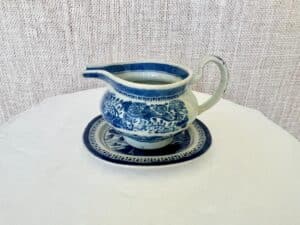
0,88,299,225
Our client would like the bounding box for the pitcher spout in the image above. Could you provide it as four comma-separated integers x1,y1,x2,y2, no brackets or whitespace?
83,69,116,86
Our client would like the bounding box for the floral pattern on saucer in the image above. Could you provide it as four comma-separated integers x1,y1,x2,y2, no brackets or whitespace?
83,115,211,166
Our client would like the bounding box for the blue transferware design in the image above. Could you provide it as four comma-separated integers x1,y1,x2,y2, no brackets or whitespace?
83,115,212,166
83,58,229,149
101,92,188,134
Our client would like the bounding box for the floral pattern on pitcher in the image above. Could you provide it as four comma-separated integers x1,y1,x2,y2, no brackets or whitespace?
101,92,189,134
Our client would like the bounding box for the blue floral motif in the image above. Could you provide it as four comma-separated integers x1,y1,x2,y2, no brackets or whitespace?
103,126,190,153
83,115,211,165
101,92,189,134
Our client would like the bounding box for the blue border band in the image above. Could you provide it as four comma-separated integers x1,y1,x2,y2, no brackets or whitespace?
85,62,188,99
87,62,189,79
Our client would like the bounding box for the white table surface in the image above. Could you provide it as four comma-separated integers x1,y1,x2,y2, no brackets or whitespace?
0,88,299,225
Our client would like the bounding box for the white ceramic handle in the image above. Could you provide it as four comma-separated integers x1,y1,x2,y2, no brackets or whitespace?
197,55,229,114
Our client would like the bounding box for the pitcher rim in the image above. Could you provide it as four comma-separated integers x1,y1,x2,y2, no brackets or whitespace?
86,61,193,90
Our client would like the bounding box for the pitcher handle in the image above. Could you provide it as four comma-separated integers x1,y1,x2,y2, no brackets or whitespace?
197,55,229,114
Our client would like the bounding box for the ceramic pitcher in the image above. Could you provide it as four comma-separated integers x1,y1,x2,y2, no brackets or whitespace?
83,55,229,149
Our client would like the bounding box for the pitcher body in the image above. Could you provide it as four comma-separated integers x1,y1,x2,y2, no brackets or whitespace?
83,57,228,149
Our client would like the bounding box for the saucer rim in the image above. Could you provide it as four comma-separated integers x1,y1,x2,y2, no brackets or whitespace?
83,115,212,166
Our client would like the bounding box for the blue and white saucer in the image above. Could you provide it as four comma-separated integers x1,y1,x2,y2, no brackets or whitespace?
83,115,212,166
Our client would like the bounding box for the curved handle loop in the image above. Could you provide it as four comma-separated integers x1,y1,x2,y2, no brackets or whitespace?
197,55,229,114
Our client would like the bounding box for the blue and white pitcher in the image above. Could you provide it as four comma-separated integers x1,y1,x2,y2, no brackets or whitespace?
83,56,229,149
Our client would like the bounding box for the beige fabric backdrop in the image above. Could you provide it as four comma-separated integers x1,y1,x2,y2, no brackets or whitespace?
0,0,299,139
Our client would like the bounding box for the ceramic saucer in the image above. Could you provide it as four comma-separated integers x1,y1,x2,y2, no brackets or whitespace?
83,115,212,166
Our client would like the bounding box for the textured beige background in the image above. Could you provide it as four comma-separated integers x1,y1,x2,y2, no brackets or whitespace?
0,0,299,139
